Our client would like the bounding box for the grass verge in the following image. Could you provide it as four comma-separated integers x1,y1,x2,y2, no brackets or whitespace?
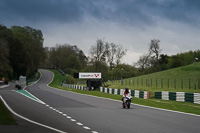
48,69,200,115
0,99,17,125
107,62,200,93
48,69,65,88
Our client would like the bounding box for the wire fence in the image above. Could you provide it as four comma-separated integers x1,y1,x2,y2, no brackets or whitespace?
109,78,200,90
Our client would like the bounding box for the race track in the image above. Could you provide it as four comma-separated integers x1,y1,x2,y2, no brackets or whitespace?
1,69,200,133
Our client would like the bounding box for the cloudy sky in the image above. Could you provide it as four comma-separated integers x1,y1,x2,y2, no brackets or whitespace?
1,0,200,64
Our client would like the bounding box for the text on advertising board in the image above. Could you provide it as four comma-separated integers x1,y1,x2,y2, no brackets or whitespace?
79,73,101,79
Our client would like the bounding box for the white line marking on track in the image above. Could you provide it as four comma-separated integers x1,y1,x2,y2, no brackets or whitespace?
43,70,99,132
70,119,76,122
66,116,71,119
83,126,91,130
76,122,83,126
0,85,9,88
0,95,67,133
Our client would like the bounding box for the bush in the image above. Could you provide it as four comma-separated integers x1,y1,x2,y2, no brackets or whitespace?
65,75,76,84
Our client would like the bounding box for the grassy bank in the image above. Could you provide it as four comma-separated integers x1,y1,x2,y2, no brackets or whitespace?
48,69,65,88
48,69,200,115
0,99,17,125
107,62,200,93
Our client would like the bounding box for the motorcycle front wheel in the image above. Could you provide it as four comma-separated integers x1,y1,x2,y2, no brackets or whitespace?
127,101,130,109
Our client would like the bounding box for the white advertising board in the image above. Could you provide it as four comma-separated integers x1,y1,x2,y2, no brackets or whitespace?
79,73,101,79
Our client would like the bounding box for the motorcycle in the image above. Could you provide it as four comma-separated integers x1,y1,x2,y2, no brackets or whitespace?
122,93,132,109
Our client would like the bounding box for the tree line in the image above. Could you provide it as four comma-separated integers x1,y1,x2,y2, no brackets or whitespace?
0,25,45,80
43,39,132,80
43,44,87,75
1,24,199,82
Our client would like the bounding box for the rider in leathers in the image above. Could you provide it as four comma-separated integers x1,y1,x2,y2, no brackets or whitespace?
122,87,130,101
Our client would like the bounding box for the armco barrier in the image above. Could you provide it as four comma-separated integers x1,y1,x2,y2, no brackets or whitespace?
62,83,150,99
155,91,200,104
62,84,88,91
100,87,150,99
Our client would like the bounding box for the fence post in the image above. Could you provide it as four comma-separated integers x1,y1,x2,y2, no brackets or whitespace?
174,79,176,89
156,79,157,88
142,79,143,86
189,78,190,89
181,79,183,89
168,79,169,88
146,79,148,86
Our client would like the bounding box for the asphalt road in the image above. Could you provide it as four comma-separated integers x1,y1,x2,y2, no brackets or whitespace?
1,69,200,133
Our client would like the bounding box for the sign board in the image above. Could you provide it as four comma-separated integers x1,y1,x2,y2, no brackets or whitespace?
79,73,101,79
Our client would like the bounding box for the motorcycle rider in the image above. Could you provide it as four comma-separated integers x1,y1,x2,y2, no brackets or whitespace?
122,87,130,101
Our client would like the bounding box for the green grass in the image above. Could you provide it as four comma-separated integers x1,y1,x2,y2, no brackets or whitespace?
0,100,17,125
107,62,200,93
48,68,200,115
48,69,65,88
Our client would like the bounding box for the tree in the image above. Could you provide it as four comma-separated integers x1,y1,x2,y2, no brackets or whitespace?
116,44,127,65
108,43,117,68
0,25,21,79
111,64,136,79
78,50,87,69
168,55,183,68
105,42,117,70
0,25,45,79
11,26,45,77
149,39,161,69
0,39,12,80
47,44,87,74
65,55,80,69
159,54,169,70
89,39,107,71
136,53,151,72
89,39,127,72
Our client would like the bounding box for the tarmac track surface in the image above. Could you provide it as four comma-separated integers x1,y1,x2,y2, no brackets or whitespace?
1,69,200,133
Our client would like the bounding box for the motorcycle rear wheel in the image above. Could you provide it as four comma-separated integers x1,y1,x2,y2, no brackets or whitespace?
122,102,126,108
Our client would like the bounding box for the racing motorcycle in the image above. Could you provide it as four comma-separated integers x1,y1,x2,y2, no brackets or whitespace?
122,93,132,109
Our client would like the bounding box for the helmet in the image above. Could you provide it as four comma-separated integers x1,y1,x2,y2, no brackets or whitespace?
125,87,129,92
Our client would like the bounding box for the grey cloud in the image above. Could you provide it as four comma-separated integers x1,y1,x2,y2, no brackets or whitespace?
0,0,84,23
83,0,200,27
1,0,200,26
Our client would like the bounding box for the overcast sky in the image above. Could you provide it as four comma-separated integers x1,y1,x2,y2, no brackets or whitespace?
1,0,200,64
